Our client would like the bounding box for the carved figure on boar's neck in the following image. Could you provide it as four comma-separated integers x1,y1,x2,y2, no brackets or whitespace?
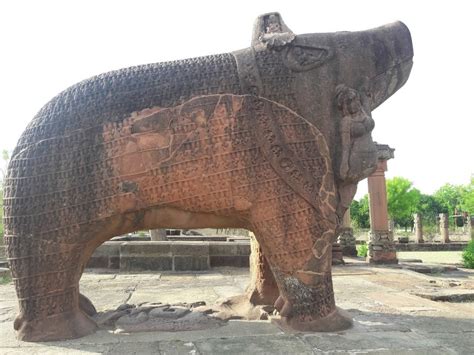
4,12,413,341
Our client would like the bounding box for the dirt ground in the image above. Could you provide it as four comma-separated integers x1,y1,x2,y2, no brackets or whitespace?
0,259,473,354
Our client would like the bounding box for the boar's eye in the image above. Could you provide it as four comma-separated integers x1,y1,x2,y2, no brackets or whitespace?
284,45,333,72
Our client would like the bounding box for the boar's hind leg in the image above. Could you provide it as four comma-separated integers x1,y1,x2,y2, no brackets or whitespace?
9,238,97,342
250,195,353,332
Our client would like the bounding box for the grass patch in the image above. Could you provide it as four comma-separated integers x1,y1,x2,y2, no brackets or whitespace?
357,243,368,257
462,240,474,269
0,274,11,285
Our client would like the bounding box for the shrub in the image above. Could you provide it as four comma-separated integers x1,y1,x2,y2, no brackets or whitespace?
462,240,474,269
0,274,11,285
357,243,368,258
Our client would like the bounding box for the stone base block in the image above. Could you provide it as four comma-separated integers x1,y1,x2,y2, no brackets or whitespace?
87,242,121,269
341,246,357,257
174,256,209,271
210,256,249,267
338,228,357,257
88,240,254,271
120,256,173,271
368,230,398,264
332,243,344,265
368,251,398,264
87,255,120,269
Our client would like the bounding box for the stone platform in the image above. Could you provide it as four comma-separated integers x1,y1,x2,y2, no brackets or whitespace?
0,259,473,354
85,241,469,272
87,241,250,271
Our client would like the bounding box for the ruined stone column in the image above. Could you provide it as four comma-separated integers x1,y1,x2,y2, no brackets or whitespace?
439,213,450,243
331,242,344,265
338,210,357,256
414,213,424,243
150,229,167,241
367,144,397,264
470,216,474,241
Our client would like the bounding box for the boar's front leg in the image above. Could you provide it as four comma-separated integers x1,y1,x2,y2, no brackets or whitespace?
250,193,352,332
247,236,280,305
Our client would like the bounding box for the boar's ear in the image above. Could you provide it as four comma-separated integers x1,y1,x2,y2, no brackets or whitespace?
283,45,333,72
252,12,295,49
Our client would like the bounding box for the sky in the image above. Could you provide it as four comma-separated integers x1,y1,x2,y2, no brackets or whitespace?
0,0,472,199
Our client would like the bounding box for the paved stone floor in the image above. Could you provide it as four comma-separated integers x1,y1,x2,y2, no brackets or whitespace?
0,259,473,354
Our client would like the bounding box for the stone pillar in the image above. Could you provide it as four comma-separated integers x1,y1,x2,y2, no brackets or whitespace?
469,216,474,241
439,213,450,243
414,213,423,243
331,242,344,265
338,210,357,256
367,144,397,264
150,229,167,241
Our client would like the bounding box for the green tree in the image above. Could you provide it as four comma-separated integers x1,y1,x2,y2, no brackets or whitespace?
386,177,421,230
417,193,443,218
350,194,370,229
460,176,474,215
433,183,465,214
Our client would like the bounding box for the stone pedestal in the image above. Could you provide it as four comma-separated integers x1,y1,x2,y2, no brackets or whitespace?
414,213,424,243
368,230,398,264
439,213,450,243
332,242,344,265
339,228,357,256
470,216,474,241
367,144,397,264
338,210,357,256
150,229,167,241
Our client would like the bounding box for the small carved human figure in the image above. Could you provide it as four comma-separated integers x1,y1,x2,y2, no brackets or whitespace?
336,85,376,182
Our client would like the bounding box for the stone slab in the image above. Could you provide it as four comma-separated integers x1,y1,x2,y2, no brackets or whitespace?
301,331,440,352
403,264,457,274
210,255,249,267
120,256,172,271
170,242,209,256
195,334,313,354
173,256,209,271
209,242,250,256
120,242,171,256
412,288,474,302
87,255,120,269
396,243,467,251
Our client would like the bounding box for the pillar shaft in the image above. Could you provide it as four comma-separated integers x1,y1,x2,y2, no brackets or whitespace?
414,213,423,243
470,216,474,241
367,158,397,264
150,229,167,241
439,213,450,243
368,160,389,231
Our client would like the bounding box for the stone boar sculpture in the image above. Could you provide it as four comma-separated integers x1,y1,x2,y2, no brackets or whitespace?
3,13,413,341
